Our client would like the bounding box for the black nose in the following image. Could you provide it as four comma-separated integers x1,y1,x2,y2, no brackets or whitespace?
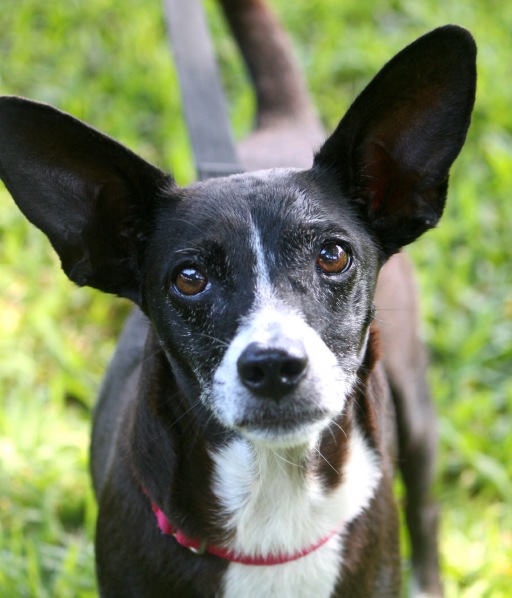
237,341,308,399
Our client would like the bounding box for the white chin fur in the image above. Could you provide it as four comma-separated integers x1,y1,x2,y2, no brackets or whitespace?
237,419,328,450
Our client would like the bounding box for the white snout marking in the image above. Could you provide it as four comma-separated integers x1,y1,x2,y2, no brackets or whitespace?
211,302,351,438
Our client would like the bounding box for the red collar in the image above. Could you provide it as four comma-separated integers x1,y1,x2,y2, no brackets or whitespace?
149,498,340,566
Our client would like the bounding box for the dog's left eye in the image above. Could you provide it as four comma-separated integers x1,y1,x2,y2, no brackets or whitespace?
173,266,209,296
316,242,352,275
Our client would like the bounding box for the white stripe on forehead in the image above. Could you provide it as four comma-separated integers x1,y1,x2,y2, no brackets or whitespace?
246,185,321,299
248,216,273,300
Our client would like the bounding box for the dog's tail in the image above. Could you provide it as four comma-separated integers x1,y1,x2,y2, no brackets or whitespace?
217,0,325,170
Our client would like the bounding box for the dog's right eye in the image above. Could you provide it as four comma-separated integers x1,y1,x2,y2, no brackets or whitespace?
173,266,209,296
316,242,352,275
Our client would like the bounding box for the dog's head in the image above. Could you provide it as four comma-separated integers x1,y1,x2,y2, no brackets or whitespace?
0,26,476,448
142,168,382,447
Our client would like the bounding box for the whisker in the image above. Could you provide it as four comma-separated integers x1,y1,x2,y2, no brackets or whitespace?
313,446,340,477
373,316,407,331
328,418,348,442
164,397,203,433
197,333,230,348
270,449,303,469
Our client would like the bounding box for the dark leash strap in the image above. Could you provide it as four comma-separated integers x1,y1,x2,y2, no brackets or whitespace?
162,0,243,181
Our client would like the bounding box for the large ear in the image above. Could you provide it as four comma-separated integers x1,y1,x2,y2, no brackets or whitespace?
0,96,172,302
313,25,477,256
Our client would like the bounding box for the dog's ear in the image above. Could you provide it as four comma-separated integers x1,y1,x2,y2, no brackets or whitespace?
0,96,172,302
313,25,477,256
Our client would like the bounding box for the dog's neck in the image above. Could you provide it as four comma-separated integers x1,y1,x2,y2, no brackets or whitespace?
209,416,380,544
131,325,385,557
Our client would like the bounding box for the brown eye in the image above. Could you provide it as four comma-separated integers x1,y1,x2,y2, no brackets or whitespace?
174,267,209,296
316,243,351,274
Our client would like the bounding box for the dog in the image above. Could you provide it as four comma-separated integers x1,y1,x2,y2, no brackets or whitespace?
0,0,476,594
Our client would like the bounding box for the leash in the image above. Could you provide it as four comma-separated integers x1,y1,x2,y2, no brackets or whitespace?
162,0,243,181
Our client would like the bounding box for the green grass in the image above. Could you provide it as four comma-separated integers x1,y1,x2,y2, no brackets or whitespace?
0,0,511,596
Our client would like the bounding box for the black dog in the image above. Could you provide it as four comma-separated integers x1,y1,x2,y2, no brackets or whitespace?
0,6,475,597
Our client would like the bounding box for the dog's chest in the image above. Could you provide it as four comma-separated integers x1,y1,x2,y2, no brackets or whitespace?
210,432,381,598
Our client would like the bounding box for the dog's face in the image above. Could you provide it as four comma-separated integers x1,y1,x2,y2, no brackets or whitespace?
143,169,381,446
0,26,476,449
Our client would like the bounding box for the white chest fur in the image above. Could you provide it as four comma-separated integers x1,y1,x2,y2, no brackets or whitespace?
210,430,381,598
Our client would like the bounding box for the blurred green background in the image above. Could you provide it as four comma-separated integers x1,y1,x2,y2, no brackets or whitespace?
0,0,510,596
